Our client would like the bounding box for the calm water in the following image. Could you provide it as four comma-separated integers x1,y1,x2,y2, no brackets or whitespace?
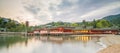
0,35,105,53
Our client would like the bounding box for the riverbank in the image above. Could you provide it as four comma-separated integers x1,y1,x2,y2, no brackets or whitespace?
98,35,120,53
0,32,26,35
98,44,120,53
100,35,120,46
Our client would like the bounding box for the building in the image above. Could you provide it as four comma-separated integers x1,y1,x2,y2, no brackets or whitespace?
31,27,119,35
0,28,6,32
40,28,49,35
89,29,119,34
49,27,73,34
33,29,40,34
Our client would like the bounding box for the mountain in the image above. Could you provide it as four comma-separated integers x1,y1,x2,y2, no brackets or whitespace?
103,14,120,27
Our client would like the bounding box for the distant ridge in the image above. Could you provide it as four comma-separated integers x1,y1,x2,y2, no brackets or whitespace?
103,14,120,26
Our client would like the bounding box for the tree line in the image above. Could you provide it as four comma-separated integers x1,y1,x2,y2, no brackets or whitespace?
0,17,32,32
40,19,113,29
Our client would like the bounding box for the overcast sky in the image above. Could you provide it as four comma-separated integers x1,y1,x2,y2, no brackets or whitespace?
0,0,120,26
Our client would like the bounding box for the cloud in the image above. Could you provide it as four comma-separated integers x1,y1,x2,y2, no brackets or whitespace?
1,0,119,26
0,0,120,26
80,2,120,21
24,5,40,15
22,0,63,25
53,0,120,22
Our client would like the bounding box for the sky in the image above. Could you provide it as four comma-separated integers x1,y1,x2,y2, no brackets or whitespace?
0,0,120,26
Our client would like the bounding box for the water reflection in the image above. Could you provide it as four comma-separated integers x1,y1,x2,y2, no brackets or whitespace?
0,35,104,53
37,36,101,44
0,35,28,49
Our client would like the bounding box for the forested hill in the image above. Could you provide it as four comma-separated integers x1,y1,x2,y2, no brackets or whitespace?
103,14,120,27
41,14,120,28
38,14,120,29
0,17,26,32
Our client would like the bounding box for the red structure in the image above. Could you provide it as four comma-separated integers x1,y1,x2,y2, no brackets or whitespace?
33,29,40,34
40,28,49,35
49,27,73,34
30,27,119,35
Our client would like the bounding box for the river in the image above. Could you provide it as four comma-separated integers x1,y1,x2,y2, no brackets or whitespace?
0,35,115,53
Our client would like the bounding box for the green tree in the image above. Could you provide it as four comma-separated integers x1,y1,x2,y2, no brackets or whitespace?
96,20,112,28
93,19,97,28
71,23,79,27
0,17,29,32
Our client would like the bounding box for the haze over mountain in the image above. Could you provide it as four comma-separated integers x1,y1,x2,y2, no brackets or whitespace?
37,13,120,28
